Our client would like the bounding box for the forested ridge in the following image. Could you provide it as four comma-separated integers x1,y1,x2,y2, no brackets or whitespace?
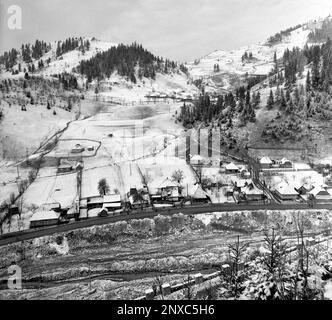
77,42,188,83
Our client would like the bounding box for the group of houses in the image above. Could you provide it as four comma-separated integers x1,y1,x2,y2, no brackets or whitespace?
272,180,332,202
232,179,266,203
259,157,293,169
150,177,210,205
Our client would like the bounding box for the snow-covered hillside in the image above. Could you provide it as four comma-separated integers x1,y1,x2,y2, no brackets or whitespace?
1,37,198,102
187,17,329,91
41,39,118,76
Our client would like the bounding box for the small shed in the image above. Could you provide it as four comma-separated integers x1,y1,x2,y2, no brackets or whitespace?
71,144,85,154
57,159,73,174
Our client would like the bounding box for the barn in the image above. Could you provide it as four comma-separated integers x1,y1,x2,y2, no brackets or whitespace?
30,211,60,228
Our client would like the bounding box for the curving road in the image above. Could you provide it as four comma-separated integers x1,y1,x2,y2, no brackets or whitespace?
0,202,331,247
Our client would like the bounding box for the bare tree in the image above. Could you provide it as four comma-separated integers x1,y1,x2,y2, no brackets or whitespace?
171,169,184,184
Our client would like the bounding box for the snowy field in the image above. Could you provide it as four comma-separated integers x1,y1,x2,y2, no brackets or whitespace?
0,161,31,204
22,168,77,208
0,102,74,159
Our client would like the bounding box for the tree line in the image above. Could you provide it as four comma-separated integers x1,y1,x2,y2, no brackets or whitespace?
77,42,187,83
178,86,259,128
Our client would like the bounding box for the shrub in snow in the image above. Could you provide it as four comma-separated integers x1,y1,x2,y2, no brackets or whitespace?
154,215,171,235
170,213,186,229
130,218,154,234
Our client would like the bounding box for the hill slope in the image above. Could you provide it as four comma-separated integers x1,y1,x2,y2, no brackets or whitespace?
187,16,331,92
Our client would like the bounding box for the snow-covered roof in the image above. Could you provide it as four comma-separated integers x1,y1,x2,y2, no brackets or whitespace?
260,157,272,164
280,158,291,164
158,177,179,189
242,183,264,195
309,186,330,197
225,162,239,170
30,211,60,222
275,183,298,195
191,154,204,161
87,196,103,204
191,184,209,199
103,194,121,203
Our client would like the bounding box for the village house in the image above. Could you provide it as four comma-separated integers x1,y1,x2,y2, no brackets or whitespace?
309,185,332,201
274,182,299,201
225,162,240,174
259,156,273,169
241,182,265,201
279,158,293,168
128,188,150,209
156,177,181,202
190,184,210,203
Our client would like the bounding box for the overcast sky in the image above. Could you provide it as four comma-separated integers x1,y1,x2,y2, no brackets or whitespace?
1,0,332,62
